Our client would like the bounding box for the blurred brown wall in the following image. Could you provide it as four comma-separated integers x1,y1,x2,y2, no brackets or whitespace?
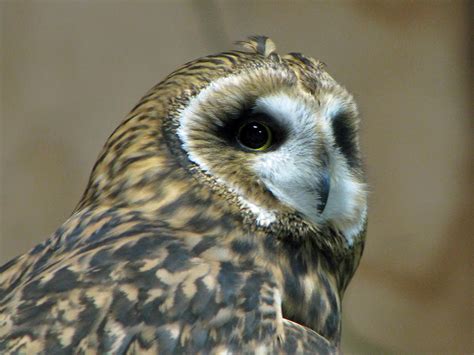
1,1,472,353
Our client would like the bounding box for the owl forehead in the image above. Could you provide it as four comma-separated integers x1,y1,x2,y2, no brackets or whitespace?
182,66,309,115
160,47,333,97
164,47,349,119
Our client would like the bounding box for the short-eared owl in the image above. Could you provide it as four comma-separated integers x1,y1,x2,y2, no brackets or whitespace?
0,36,367,354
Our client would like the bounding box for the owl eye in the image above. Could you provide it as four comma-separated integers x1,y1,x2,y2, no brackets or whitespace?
237,121,273,151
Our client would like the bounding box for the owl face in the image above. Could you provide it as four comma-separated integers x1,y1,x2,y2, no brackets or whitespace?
176,54,367,246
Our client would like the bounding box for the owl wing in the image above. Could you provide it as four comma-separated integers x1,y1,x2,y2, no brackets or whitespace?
0,208,336,354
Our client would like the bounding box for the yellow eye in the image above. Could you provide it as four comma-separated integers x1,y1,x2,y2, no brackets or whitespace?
237,121,273,151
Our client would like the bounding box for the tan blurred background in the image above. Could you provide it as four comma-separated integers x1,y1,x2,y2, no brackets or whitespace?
1,1,472,353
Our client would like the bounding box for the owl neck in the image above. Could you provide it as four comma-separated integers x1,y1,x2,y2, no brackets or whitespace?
259,230,362,345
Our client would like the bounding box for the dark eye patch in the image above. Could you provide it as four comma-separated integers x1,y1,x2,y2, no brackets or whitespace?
331,112,359,168
217,109,287,152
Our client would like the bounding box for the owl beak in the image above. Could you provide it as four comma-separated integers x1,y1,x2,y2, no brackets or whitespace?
317,170,330,214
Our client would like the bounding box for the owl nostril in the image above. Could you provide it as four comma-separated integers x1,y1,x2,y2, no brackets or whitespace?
317,171,330,214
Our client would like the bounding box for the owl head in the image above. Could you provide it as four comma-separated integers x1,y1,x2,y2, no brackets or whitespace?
78,35,367,263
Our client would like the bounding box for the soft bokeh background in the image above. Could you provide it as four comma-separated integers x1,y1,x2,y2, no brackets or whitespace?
1,1,472,353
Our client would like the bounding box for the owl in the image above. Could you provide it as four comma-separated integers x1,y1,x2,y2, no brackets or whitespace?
0,36,367,354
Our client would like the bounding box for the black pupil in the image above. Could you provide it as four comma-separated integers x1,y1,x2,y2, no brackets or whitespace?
238,122,269,149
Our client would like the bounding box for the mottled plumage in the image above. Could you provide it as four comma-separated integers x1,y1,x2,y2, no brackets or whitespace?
0,36,367,354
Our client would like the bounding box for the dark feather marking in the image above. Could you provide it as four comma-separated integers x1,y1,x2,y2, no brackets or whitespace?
323,311,339,342
172,284,190,319
115,153,156,175
44,333,70,353
256,37,266,55
141,295,169,327
331,111,359,168
320,275,339,340
197,58,225,66
317,169,331,214
111,290,141,327
0,256,31,297
158,192,202,217
112,133,139,155
261,294,274,306
96,313,117,353
67,293,103,348
162,243,191,272
89,248,113,268
308,291,326,326
112,234,172,260
217,262,242,304
262,311,277,321
240,272,264,312
117,334,139,355
230,238,254,255
287,52,314,69
191,236,217,255
219,53,238,65
185,213,216,233
155,327,179,354
284,328,298,353
263,234,277,254
242,311,258,342
30,241,47,255
190,277,216,316
15,298,55,325
41,267,78,293
25,246,56,278
189,328,209,351
106,124,149,150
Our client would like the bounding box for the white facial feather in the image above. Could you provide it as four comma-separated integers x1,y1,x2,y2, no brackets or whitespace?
177,75,245,174
252,94,325,222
